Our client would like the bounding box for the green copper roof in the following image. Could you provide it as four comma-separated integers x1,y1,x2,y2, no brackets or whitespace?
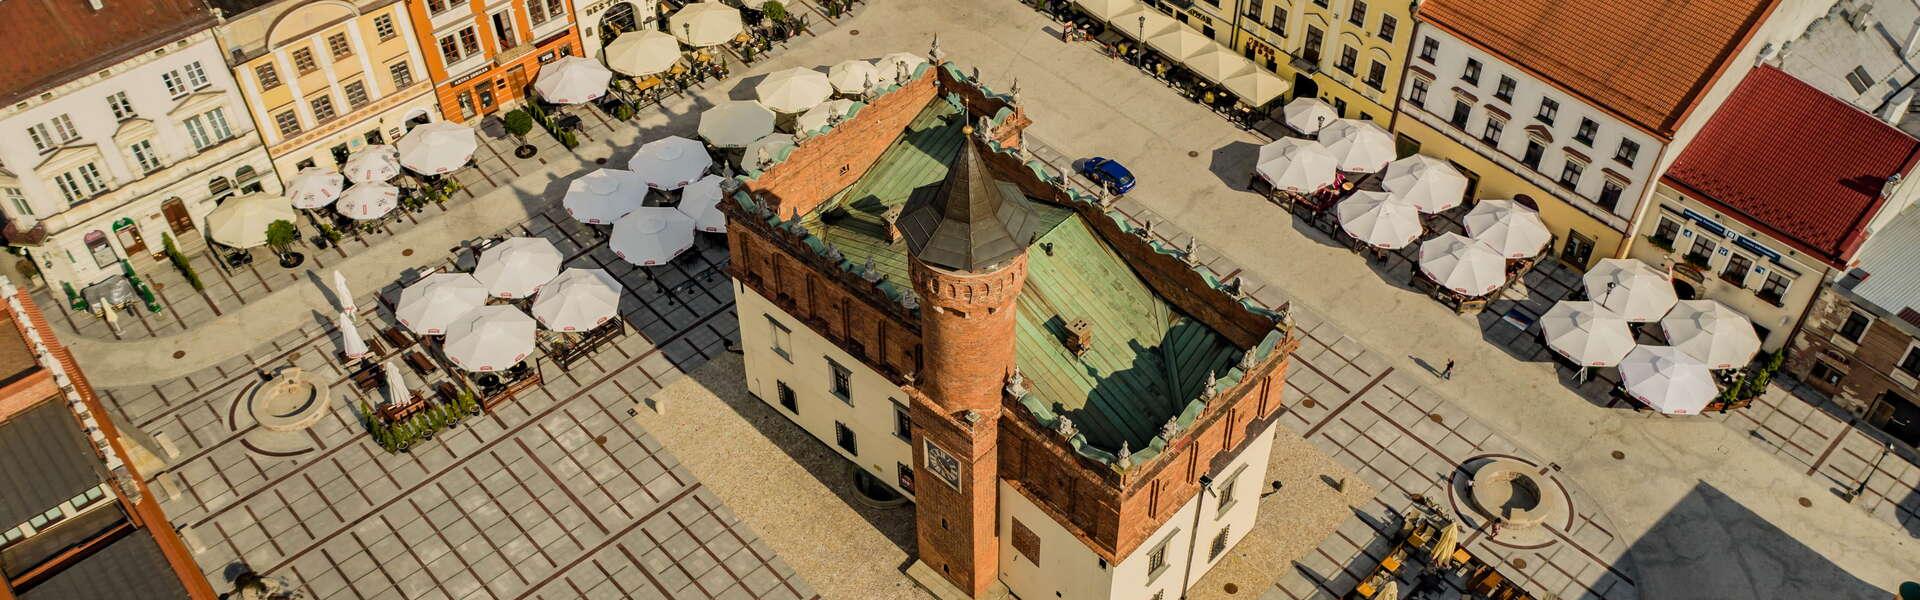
801,95,1240,454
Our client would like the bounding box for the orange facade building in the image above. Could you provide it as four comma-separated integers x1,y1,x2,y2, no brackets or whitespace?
405,0,583,122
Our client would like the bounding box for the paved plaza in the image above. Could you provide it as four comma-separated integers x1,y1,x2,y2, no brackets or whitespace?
55,0,1920,598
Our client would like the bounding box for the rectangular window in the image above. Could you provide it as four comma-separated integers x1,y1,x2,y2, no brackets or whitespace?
328,33,353,61
1615,140,1640,166
1810,361,1844,386
545,0,565,22
375,14,398,40
1494,75,1515,102
1243,0,1261,19
1521,140,1544,169
1448,100,1470,129
1759,272,1789,306
1686,236,1716,268
426,0,450,14
1652,217,1680,248
162,70,187,96
835,422,858,455
492,11,519,50
255,63,282,89
1462,59,1481,85
1418,37,1437,63
30,114,79,151
893,401,912,441
1348,0,1366,25
1147,534,1174,580
1216,472,1240,514
293,47,318,74
1900,346,1920,378
1846,66,1873,94
1210,526,1231,560
1560,231,1595,266
1336,46,1357,75
106,91,135,120
275,110,301,137
1722,253,1752,286
344,81,369,108
1303,26,1323,63
1481,118,1503,144
439,34,465,65
389,62,414,88
1378,14,1396,41
1559,160,1583,189
768,317,791,360
185,61,209,88
311,95,337,122
1575,118,1598,145
182,108,232,150
1365,61,1385,90
1270,8,1285,31
1408,78,1429,108
528,0,551,24
776,380,796,411
54,163,106,204
129,139,161,172
828,359,851,402
459,26,482,57
1598,180,1623,211
5,187,29,216
1537,97,1559,124
1839,310,1871,343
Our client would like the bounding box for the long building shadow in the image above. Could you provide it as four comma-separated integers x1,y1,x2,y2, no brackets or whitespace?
1624,481,1889,599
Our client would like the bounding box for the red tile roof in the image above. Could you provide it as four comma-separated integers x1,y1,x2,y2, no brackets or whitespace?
1662,66,1920,270
1420,0,1777,138
0,0,212,106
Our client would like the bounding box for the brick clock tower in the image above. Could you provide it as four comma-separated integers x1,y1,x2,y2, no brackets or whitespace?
900,132,1045,597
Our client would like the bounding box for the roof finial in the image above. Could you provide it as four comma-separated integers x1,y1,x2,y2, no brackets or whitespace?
1116,441,1132,464
1009,77,1020,103
1004,367,1028,399
1182,237,1199,266
1055,415,1079,439
862,255,881,282
929,34,944,63
1135,220,1154,240
1238,348,1258,371
1201,369,1219,401
1159,420,1179,440
900,292,919,310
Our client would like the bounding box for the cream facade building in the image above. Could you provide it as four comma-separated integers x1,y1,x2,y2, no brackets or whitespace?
215,0,440,181
1231,0,1413,126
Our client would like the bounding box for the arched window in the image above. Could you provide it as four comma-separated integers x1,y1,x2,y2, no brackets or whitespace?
83,230,117,268
235,165,263,193
209,176,234,203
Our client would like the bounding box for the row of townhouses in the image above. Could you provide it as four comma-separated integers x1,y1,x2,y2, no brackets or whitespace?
0,0,657,299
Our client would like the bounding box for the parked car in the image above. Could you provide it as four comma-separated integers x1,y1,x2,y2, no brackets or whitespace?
1078,157,1136,194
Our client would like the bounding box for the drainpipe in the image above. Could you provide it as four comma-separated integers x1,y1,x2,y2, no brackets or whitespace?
1229,0,1246,55
1614,141,1674,262
1385,3,1422,134
1176,476,1215,599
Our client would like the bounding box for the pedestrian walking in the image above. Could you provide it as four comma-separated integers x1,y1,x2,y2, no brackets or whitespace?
1441,359,1455,380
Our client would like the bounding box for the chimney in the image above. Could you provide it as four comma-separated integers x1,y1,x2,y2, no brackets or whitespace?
882,206,903,243
1064,318,1093,357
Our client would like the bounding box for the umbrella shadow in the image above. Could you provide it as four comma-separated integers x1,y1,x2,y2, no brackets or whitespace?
725,73,772,101
1208,140,1261,192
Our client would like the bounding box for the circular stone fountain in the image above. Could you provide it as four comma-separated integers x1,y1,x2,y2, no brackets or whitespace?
248,367,331,432
1467,458,1562,528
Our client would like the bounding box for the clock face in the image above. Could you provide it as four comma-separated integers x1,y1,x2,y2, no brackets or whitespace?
924,440,962,493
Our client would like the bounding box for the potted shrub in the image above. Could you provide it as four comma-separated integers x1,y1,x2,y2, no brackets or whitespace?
504,109,538,158
264,220,303,268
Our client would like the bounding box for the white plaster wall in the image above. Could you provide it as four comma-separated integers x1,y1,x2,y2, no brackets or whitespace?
735,282,917,499
998,481,1117,600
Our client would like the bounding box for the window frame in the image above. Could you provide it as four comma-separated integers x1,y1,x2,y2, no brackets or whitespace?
274,110,301,137
1481,116,1503,145
106,91,135,121
1336,45,1357,75
1651,217,1680,248
374,14,398,40
1408,77,1429,108
1838,309,1872,343
1721,252,1753,286
292,47,319,74
1597,179,1624,211
776,380,797,411
327,33,354,61
834,421,859,455
827,358,852,403
344,80,370,109
1899,343,1920,379
1147,532,1175,581
1615,139,1640,167
1536,97,1559,125
892,400,912,441
1418,37,1437,63
1462,58,1481,85
184,61,209,89
389,61,415,88
309,94,337,123
1347,0,1366,26
1574,118,1598,146
255,63,282,90
1493,75,1515,102
1377,14,1396,42
129,139,161,173
1759,271,1789,306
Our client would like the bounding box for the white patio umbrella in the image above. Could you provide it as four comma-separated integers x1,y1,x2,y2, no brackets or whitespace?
1223,68,1288,106
206,192,297,248
1618,346,1719,415
1284,97,1338,135
1148,26,1212,61
628,136,712,189
1185,44,1254,84
441,305,537,372
342,145,400,184
1381,155,1468,214
474,237,564,299
1584,259,1678,323
1464,200,1552,259
533,268,623,332
796,99,856,134
757,67,834,114
1338,191,1423,249
611,207,696,266
563,168,648,225
744,133,795,171
1418,232,1506,296
877,52,928,86
670,2,744,47
698,100,777,148
396,121,477,175
678,174,728,233
1319,119,1396,172
1540,301,1635,367
1662,300,1762,369
339,311,368,360
335,182,399,221
287,168,345,209
533,56,613,105
394,273,487,335
332,270,355,314
1075,0,1142,21
383,360,408,402
1254,138,1338,192
828,59,879,95
603,30,681,77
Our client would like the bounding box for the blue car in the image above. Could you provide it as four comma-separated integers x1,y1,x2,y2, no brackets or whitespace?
1078,157,1136,195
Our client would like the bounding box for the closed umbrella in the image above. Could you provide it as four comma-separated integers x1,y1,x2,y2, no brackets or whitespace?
395,121,477,175
876,52,928,86
383,360,408,403
205,192,296,248
1418,233,1506,296
533,268,622,331
1337,190,1422,249
828,60,879,95
1540,301,1635,367
1254,138,1338,192
744,133,795,172
1148,26,1212,61
332,270,355,314
335,182,399,221
339,311,368,360
342,145,400,184
441,306,537,372
1429,522,1461,568
533,55,613,105
1319,118,1395,172
604,30,681,77
1382,155,1467,213
628,136,712,189
670,2,744,47
395,273,486,335
699,100,776,148
1464,199,1552,259
1283,97,1337,135
1584,259,1677,322
1618,346,1718,415
563,168,648,225
611,207,696,266
287,168,345,209
473,237,563,299
797,99,856,134
1661,300,1762,369
757,67,834,114
678,174,727,233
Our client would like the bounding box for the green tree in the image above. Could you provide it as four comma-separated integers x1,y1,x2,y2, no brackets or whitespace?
264,220,298,256
161,233,203,291
764,0,788,22
504,109,535,142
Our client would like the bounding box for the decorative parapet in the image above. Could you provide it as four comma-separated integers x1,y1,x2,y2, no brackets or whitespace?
727,188,923,315
0,276,139,501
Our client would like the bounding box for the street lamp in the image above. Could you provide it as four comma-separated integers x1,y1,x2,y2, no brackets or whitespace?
1846,443,1897,503
1136,16,1146,67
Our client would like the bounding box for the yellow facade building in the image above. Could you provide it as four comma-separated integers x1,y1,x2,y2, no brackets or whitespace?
214,0,440,181
1228,0,1412,127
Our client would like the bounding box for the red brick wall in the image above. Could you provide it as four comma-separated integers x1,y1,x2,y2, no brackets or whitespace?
746,70,943,219
911,392,1004,597
932,67,1027,148
725,219,923,380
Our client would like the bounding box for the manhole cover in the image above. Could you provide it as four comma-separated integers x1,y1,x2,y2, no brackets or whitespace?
1428,413,1444,424
1302,398,1317,408
1187,150,1199,158
1223,583,1239,594
1610,450,1625,460
1798,497,1811,507
1509,557,1527,569
850,29,860,35
401,248,414,257
171,350,186,359
595,158,607,165
152,282,164,291
594,435,609,445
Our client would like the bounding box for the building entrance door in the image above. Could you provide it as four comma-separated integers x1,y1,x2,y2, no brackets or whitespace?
113,219,147,257
161,197,195,235
1879,392,1920,446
